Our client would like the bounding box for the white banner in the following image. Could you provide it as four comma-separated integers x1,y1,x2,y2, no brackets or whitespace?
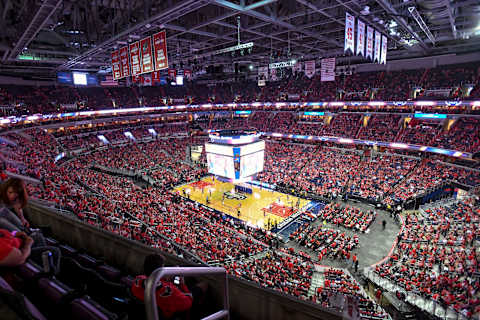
270,68,277,81
305,60,316,78
321,58,336,82
344,12,355,53
366,26,374,60
269,61,295,69
258,66,268,80
356,20,365,56
293,61,302,73
374,30,381,63
381,35,388,64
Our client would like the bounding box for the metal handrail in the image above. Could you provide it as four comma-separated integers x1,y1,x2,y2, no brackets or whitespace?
145,266,229,320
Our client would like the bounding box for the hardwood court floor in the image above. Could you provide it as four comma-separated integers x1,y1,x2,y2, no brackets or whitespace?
173,176,310,230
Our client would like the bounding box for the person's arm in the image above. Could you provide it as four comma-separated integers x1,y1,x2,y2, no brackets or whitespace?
13,205,29,228
0,234,33,267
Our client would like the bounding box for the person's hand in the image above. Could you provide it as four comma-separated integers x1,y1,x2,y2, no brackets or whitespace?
14,231,29,241
21,218,30,228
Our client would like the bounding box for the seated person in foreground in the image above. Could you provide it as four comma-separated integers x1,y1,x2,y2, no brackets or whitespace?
131,254,194,319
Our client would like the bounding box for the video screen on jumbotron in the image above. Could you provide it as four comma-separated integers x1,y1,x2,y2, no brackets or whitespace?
206,153,235,179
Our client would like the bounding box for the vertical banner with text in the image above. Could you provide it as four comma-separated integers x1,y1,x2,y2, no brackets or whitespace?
344,12,355,53
140,37,154,74
366,26,374,60
119,46,130,78
168,68,177,80
356,20,365,56
321,58,336,82
111,50,121,80
153,31,168,70
129,41,141,76
381,35,388,64
374,30,381,63
184,69,192,80
305,60,316,78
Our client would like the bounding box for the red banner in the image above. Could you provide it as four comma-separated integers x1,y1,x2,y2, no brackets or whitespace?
184,69,192,80
168,68,176,79
140,37,154,74
153,31,168,70
119,46,130,78
111,50,121,80
132,75,141,83
151,71,161,83
129,41,141,76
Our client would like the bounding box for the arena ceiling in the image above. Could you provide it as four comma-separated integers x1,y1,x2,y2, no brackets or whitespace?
0,0,479,78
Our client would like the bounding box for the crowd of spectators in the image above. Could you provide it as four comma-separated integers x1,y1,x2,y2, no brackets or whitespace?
0,61,478,117
226,251,313,300
374,198,480,318
314,268,389,319
289,225,359,261
319,203,375,233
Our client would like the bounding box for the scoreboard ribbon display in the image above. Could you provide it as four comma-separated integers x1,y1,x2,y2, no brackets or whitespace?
140,37,154,74
153,31,168,70
129,41,141,76
111,50,121,80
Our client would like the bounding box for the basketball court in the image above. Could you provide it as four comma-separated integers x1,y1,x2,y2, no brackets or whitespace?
173,176,310,230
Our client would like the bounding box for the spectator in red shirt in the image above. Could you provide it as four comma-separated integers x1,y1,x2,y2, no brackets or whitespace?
0,229,33,267
131,254,193,319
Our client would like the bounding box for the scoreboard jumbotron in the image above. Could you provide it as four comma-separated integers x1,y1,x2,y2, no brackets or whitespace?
205,129,265,182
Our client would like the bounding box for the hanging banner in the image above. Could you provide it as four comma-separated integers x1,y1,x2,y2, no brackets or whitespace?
366,26,374,60
111,50,121,80
270,68,277,81
141,74,152,86
258,66,268,80
305,60,316,78
356,20,365,56
131,75,141,83
129,41,141,76
153,31,168,70
140,37,154,74
293,61,302,73
381,35,388,64
374,30,382,63
184,69,192,80
344,12,355,53
168,68,176,80
119,47,130,78
269,60,296,69
151,71,161,84
321,58,336,82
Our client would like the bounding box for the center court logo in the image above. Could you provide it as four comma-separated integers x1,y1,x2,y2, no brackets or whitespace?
224,192,246,200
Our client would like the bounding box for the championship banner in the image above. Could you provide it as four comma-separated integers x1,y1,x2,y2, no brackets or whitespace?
151,71,161,84
153,31,168,70
366,26,374,60
111,50,121,80
184,69,192,80
141,74,152,86
344,12,355,53
374,30,381,63
321,58,336,82
293,61,302,73
270,68,277,81
119,47,130,78
168,68,176,80
305,60,316,78
258,66,268,80
140,37,154,74
381,35,388,65
131,75,141,83
356,20,365,56
129,41,141,76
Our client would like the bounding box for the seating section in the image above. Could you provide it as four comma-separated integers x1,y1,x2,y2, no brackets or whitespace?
0,235,139,320
374,198,480,318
